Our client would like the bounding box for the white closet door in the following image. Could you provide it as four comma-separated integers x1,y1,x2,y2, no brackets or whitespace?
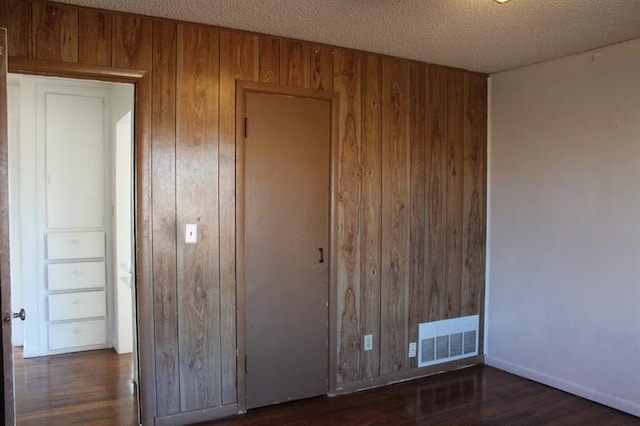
45,93,104,229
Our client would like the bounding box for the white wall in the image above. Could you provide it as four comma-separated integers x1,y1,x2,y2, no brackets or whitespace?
7,82,24,346
10,77,40,356
110,82,135,354
109,83,136,374
486,38,640,416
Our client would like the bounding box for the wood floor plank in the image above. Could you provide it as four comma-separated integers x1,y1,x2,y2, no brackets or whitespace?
16,345,636,425
14,348,137,425
204,365,639,425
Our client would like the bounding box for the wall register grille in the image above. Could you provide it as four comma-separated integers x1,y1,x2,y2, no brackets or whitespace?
418,315,479,367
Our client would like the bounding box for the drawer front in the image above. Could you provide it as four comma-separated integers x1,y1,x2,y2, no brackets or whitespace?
48,290,106,321
47,232,105,260
49,319,107,350
48,261,106,291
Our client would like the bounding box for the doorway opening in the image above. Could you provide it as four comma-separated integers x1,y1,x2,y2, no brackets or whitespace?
7,73,138,424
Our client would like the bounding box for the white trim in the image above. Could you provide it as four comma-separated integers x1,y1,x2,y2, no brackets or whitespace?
483,76,492,356
485,356,640,418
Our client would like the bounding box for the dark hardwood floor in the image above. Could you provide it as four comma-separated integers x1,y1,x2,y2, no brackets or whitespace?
14,347,138,425
205,365,639,426
12,349,639,425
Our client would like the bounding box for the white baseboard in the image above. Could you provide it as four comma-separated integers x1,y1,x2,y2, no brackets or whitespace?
484,355,640,418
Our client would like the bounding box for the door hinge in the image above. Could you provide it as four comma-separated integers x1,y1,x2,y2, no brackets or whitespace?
245,355,248,375
244,117,248,138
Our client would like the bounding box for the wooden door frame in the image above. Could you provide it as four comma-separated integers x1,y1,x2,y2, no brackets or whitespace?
1,27,12,425
2,56,156,425
235,81,339,413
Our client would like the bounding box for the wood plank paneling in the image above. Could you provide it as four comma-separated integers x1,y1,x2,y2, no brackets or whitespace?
312,45,333,91
32,3,78,62
176,24,221,411
359,53,382,379
103,11,156,422
462,73,487,317
112,14,152,69
334,48,362,384
424,66,448,322
408,62,426,369
0,0,31,58
151,20,179,417
380,58,410,375
6,3,489,421
280,39,310,88
219,30,259,404
445,69,464,319
259,36,279,84
78,9,111,66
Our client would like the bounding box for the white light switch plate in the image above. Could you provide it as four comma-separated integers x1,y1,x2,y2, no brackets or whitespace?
185,224,197,244
408,342,417,358
364,334,373,351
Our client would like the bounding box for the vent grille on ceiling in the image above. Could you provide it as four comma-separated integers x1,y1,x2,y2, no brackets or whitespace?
418,315,479,368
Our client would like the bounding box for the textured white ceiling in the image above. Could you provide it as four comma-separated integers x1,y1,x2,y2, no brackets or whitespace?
53,0,640,73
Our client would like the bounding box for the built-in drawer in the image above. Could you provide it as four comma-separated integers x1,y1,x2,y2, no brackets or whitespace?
47,232,105,260
48,261,106,291
49,319,107,350
48,290,106,321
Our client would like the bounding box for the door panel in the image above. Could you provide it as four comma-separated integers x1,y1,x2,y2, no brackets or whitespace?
45,92,105,229
0,27,15,425
245,92,330,409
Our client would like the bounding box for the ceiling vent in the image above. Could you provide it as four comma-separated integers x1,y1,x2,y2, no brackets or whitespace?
418,315,479,368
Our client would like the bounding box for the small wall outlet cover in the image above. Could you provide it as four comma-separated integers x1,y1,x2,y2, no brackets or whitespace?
408,342,417,358
364,334,373,351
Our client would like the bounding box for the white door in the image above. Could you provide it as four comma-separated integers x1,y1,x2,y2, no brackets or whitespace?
0,27,17,426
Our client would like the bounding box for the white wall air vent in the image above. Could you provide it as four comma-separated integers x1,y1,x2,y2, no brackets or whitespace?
418,315,479,368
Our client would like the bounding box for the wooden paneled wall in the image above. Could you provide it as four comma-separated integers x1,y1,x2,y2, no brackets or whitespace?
333,54,487,384
1,0,487,422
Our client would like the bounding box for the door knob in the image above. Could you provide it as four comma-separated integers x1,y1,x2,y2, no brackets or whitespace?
3,308,26,324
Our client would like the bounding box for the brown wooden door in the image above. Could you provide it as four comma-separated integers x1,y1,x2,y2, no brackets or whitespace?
244,91,331,409
0,27,15,425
